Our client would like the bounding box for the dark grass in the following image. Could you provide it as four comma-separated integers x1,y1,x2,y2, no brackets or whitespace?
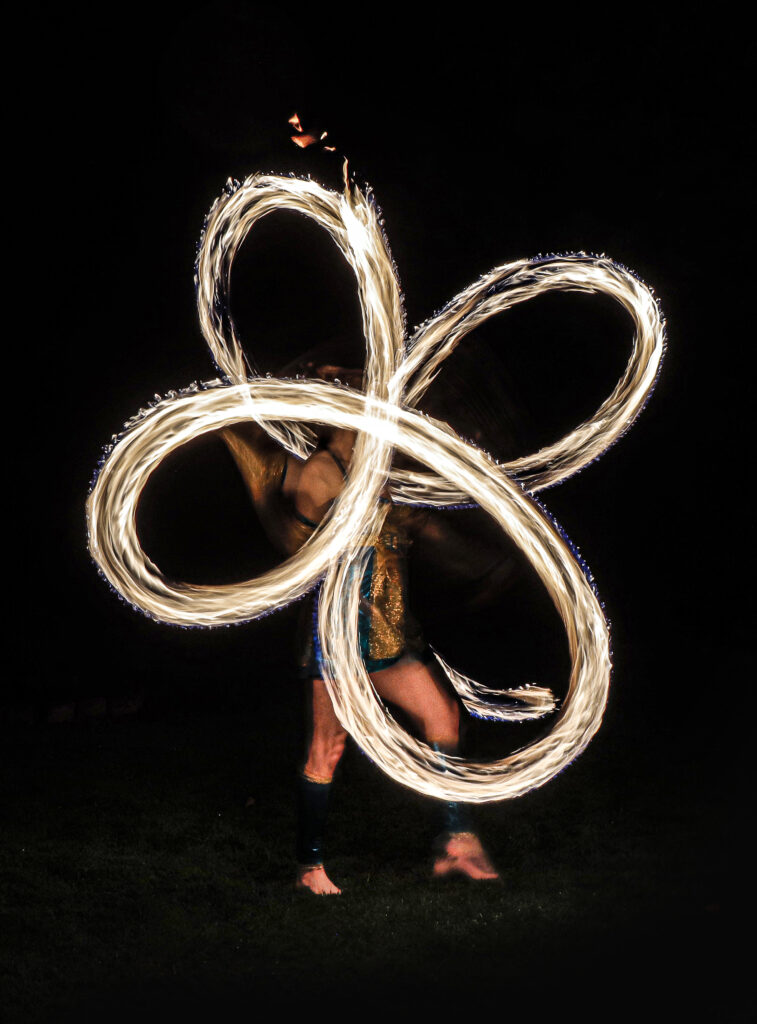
1,681,737,1023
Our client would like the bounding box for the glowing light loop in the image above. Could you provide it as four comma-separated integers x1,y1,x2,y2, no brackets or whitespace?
87,173,664,802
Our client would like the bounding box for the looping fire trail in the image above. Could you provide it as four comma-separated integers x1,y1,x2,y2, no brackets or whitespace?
88,172,664,802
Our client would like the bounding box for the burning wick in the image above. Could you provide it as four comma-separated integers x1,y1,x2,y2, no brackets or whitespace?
289,112,336,151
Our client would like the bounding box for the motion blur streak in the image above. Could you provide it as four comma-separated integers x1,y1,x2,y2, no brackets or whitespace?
87,173,664,801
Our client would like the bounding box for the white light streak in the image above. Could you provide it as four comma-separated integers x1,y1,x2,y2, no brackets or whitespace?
87,173,665,802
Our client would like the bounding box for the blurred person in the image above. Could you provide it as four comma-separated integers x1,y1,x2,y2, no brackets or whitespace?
221,361,514,895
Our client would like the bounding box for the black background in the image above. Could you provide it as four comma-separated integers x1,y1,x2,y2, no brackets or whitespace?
9,1,748,999
28,7,746,717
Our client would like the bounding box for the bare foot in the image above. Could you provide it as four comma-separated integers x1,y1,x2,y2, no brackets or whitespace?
296,865,342,895
433,832,500,881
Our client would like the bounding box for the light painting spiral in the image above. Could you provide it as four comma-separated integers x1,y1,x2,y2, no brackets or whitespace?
87,172,665,802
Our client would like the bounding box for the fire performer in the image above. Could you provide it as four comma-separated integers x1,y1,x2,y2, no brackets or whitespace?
220,364,502,895
89,162,663,900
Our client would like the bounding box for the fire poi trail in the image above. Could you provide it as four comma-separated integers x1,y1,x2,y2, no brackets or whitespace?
87,170,665,803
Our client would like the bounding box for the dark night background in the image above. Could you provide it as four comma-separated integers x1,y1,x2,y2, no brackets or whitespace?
5,5,749,1020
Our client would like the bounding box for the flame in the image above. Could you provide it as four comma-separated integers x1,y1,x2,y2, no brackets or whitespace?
88,173,665,803
291,133,319,149
288,114,334,152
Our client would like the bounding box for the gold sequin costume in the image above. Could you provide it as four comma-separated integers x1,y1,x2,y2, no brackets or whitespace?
296,450,426,676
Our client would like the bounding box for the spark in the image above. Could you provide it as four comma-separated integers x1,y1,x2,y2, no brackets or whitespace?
87,173,664,802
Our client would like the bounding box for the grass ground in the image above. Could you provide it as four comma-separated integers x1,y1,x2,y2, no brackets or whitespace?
0,681,736,1023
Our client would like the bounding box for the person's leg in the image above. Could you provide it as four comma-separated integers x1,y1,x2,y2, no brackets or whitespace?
370,657,499,880
369,655,460,746
296,678,347,895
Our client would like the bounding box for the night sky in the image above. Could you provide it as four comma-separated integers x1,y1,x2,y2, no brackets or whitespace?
10,5,746,1002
